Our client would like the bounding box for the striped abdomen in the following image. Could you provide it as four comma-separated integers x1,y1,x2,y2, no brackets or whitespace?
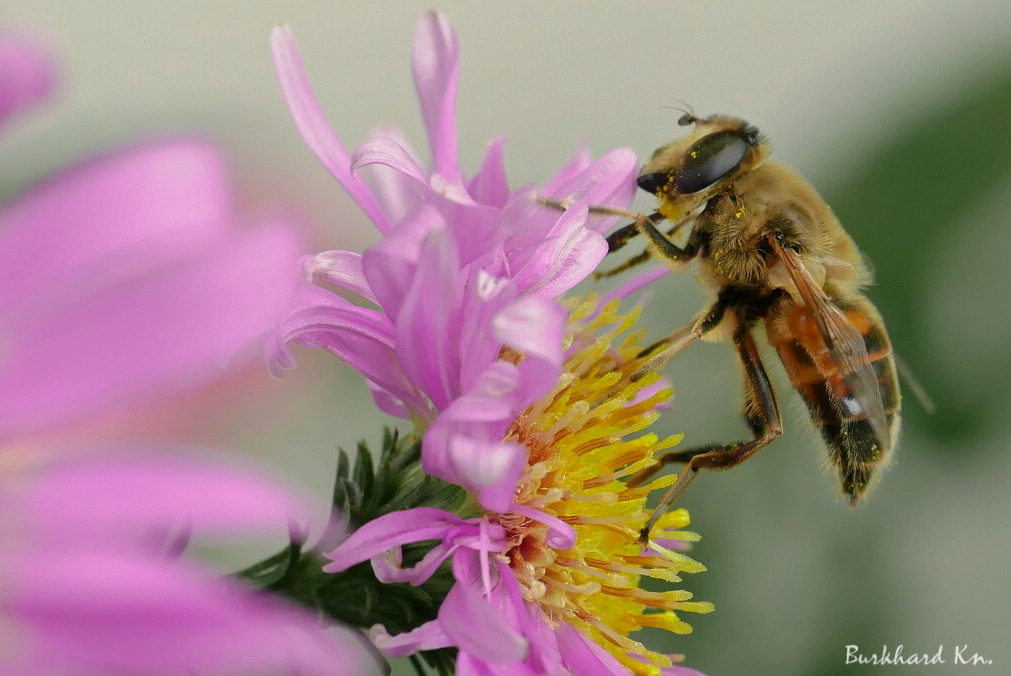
767,296,901,502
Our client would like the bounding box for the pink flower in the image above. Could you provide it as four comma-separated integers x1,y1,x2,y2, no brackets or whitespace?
0,49,302,440
1,448,375,676
270,13,712,675
323,302,714,676
0,30,373,675
268,12,637,510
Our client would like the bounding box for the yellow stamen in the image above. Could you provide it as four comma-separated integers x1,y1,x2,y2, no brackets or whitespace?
496,294,713,675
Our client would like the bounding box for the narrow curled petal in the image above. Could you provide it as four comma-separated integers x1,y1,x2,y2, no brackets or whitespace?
0,30,55,127
351,134,430,191
358,126,427,225
371,539,460,585
303,250,377,304
412,11,460,181
370,620,453,657
266,286,413,400
270,25,390,231
323,508,474,573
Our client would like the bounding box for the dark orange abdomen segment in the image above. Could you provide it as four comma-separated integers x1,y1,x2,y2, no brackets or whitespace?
767,297,901,501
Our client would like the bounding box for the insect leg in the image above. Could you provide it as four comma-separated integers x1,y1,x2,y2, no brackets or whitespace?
638,317,783,544
631,291,731,379
594,250,653,279
602,213,660,253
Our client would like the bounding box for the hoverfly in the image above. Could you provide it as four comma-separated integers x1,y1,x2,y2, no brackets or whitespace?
543,113,900,542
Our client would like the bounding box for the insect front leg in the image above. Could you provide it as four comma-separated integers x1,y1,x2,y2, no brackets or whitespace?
595,213,699,279
631,289,732,379
637,317,783,544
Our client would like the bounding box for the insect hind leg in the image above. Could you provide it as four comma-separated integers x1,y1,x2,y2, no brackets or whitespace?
638,319,783,544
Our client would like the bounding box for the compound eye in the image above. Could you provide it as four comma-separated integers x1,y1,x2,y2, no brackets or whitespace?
674,132,749,194
636,171,669,194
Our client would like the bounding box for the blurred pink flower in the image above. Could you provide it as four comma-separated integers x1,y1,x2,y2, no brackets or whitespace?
0,64,303,440
268,12,637,510
0,30,55,126
0,29,373,675
1,448,375,676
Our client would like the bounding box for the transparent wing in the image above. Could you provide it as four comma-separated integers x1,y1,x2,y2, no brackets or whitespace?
769,236,890,448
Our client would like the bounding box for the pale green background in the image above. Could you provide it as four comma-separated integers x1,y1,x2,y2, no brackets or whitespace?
3,2,1010,675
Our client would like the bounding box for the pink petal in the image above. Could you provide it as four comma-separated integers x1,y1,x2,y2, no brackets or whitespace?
8,550,374,676
601,264,670,305
430,173,482,207
370,620,454,657
371,539,460,585
492,296,565,404
635,383,674,418
422,361,530,504
19,448,312,546
267,287,426,415
439,193,505,267
439,577,528,664
428,430,529,509
323,507,474,573
361,203,446,320
510,505,576,550
0,220,301,439
0,30,55,127
412,11,461,182
519,204,609,299
456,273,516,393
394,226,464,410
270,25,391,232
456,652,540,676
548,148,638,223
660,666,709,676
541,146,593,195
467,137,510,208
367,379,412,419
303,250,378,304
554,622,630,676
0,140,233,313
351,133,430,191
357,126,427,225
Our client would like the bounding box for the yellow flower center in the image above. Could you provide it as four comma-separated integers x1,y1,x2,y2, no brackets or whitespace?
496,294,713,676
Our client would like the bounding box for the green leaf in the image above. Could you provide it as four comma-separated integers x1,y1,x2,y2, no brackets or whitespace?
235,428,468,676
